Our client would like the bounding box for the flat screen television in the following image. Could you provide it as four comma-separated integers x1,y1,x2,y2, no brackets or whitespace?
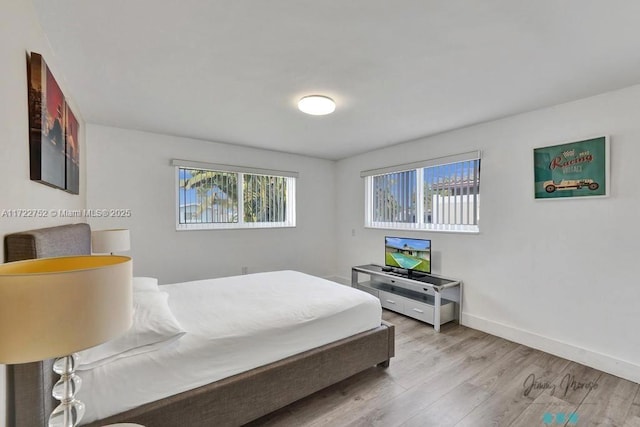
384,236,431,277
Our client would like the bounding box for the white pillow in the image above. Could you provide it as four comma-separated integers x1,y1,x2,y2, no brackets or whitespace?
77,291,185,370
132,276,159,292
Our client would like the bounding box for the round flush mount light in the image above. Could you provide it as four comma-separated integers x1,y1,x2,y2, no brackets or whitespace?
298,95,336,115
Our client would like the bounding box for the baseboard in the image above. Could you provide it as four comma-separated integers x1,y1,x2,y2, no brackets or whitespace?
462,312,640,384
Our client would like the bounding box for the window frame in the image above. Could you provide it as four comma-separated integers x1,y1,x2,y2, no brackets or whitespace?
173,160,297,231
362,151,481,233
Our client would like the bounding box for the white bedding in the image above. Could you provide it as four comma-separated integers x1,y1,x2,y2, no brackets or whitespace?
76,270,382,423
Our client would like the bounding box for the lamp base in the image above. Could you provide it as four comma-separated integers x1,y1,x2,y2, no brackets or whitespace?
49,399,85,427
49,354,85,427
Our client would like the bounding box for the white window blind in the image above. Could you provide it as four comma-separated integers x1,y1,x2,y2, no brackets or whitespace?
363,151,481,233
173,160,296,230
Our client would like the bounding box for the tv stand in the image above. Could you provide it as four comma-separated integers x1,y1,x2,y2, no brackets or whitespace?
352,264,462,332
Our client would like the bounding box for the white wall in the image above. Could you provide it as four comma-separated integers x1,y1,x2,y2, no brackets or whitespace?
0,1,87,425
335,84,640,383
86,124,336,284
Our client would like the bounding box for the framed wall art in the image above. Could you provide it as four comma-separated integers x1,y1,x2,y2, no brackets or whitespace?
65,103,80,194
27,52,80,193
533,136,609,200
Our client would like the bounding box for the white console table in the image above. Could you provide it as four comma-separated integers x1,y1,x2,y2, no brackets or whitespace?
352,264,462,332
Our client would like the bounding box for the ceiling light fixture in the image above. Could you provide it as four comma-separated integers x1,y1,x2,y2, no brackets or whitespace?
298,95,336,115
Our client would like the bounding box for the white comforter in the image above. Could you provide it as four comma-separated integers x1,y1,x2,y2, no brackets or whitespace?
77,270,382,423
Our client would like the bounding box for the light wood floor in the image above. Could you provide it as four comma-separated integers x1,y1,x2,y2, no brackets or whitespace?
248,310,640,427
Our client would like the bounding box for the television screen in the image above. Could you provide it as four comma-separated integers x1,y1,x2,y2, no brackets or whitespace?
385,236,431,274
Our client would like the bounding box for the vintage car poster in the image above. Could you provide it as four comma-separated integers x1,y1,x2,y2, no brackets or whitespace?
534,136,609,199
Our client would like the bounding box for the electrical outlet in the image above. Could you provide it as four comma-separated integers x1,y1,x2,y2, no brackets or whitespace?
351,228,356,237
241,266,248,275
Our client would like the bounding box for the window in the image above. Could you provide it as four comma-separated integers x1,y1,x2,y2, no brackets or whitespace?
363,151,480,233
173,160,296,230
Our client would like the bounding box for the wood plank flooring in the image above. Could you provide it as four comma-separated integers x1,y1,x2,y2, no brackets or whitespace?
247,311,640,427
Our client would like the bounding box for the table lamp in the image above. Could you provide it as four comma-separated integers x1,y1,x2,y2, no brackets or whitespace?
92,229,130,255
0,255,133,427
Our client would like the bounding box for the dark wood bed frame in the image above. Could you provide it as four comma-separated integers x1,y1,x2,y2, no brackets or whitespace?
5,224,395,427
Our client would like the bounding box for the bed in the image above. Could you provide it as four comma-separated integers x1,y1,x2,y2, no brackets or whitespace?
5,224,395,427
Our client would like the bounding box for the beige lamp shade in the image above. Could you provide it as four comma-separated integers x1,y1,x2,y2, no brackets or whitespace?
92,229,130,254
0,255,133,364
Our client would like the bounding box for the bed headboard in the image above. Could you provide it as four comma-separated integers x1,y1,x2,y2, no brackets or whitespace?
4,223,92,427
4,223,91,262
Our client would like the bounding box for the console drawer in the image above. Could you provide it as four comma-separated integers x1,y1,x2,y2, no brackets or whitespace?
379,291,434,323
379,290,405,312
404,300,435,323
380,290,456,326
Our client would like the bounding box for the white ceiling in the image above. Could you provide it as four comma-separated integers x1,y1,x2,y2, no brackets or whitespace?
32,0,640,160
